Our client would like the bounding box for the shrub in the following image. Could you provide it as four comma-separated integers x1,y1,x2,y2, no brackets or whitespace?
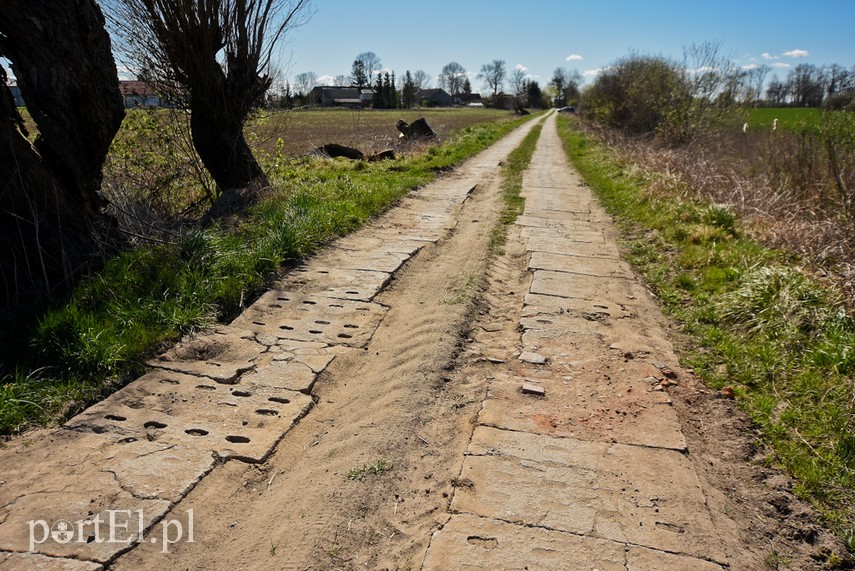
582,45,742,146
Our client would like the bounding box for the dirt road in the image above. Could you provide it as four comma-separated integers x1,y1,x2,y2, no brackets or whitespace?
0,112,844,570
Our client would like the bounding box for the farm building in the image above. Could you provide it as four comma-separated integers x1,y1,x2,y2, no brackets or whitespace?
119,81,162,108
308,86,374,108
417,88,453,107
456,93,484,106
6,78,24,107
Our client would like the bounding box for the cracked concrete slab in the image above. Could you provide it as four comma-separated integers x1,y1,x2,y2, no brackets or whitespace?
525,230,621,258
148,326,264,383
529,269,650,306
232,291,387,348
0,429,207,562
65,369,313,462
0,552,103,570
452,432,726,564
423,514,627,570
283,267,392,302
528,251,634,279
240,359,318,393
478,379,686,450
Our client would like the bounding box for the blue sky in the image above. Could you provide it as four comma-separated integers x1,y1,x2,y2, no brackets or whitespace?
279,0,855,90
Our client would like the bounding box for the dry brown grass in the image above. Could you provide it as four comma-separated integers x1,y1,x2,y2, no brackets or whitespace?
586,122,855,302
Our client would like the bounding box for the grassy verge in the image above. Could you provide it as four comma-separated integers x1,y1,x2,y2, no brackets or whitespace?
489,120,544,254
556,114,855,552
0,113,537,434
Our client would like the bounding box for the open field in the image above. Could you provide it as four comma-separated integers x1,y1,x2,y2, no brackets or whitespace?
746,107,823,131
249,107,520,157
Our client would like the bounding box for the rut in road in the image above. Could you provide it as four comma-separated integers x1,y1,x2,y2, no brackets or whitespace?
110,118,544,570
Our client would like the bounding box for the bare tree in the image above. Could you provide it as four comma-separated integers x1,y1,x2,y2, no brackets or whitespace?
510,67,527,96
110,0,313,217
478,59,506,97
412,69,431,90
551,67,583,106
439,61,467,96
0,0,125,305
294,71,317,96
355,51,381,83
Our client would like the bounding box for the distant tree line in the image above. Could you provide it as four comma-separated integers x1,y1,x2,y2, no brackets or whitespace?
764,63,855,110
273,54,562,111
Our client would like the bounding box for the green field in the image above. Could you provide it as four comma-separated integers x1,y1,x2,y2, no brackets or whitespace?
746,107,823,131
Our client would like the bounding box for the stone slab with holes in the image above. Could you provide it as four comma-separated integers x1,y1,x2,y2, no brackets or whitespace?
65,369,313,463
0,429,213,563
280,267,392,302
148,326,266,383
232,291,387,348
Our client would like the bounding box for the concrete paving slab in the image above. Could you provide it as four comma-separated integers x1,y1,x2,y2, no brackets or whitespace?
526,231,621,259
240,359,317,393
627,546,726,571
0,552,103,571
333,234,426,256
149,327,264,383
453,441,725,564
283,267,391,302
233,292,387,348
528,251,634,279
422,514,627,571
0,429,208,562
311,247,412,274
478,366,687,451
529,270,649,307
65,369,313,462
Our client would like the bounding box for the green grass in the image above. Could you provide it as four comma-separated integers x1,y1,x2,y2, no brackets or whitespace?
746,107,823,131
489,120,544,254
346,459,393,481
556,113,855,554
0,113,536,434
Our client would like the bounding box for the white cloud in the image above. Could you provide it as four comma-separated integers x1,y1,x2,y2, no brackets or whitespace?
566,54,583,61
784,49,809,58
316,74,337,85
771,62,791,69
741,64,761,71
515,64,528,72
583,67,608,78
762,53,779,60
690,66,716,74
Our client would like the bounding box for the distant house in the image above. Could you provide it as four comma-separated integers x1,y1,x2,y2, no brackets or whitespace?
119,80,162,108
417,88,453,107
6,79,24,107
308,86,374,108
456,93,483,106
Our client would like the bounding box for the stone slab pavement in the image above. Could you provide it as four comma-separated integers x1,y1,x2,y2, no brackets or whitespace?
0,118,542,569
422,112,729,570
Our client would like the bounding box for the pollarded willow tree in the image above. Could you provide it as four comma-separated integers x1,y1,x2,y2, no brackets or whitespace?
0,0,125,306
110,0,312,217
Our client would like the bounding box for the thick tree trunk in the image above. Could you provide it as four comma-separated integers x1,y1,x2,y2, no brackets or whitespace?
190,80,269,221
0,0,125,306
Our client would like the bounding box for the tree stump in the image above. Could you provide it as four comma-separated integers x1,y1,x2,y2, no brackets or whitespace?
396,118,436,139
